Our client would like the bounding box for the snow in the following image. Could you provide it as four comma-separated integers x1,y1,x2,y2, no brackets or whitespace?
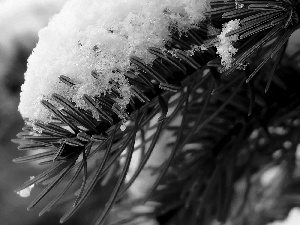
16,176,35,198
18,0,210,123
215,19,240,69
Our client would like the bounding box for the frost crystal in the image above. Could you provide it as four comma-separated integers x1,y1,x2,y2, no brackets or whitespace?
19,0,210,122
215,19,240,69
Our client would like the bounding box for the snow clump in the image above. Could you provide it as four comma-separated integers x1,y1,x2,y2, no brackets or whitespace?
19,0,210,122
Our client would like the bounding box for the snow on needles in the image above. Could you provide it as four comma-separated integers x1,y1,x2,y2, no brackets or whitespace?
19,0,210,123
216,19,240,69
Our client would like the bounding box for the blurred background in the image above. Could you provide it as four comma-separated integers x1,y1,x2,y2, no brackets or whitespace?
0,1,73,224
0,0,300,225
